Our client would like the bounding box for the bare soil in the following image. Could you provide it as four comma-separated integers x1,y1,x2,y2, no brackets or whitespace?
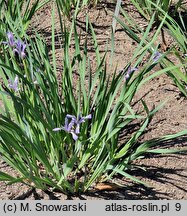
0,0,187,200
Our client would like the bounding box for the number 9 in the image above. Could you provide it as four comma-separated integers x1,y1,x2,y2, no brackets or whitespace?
175,203,181,211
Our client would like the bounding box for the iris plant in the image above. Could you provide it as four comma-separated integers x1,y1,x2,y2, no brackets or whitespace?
153,51,161,62
6,32,15,47
53,114,92,140
124,66,138,81
13,40,26,59
3,32,26,59
8,75,19,92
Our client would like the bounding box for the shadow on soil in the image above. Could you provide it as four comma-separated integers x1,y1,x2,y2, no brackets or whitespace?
13,165,186,200
13,135,187,200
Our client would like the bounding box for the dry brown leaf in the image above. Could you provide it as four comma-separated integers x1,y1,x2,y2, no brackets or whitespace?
94,183,120,191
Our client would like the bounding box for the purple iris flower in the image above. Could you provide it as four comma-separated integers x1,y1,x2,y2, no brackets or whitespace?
124,66,138,81
53,116,78,140
153,51,161,62
53,113,92,141
13,40,26,59
66,114,92,134
3,32,26,59
7,32,15,47
8,75,19,92
2,32,15,47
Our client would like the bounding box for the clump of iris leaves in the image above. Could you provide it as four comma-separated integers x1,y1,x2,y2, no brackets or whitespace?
0,0,187,195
